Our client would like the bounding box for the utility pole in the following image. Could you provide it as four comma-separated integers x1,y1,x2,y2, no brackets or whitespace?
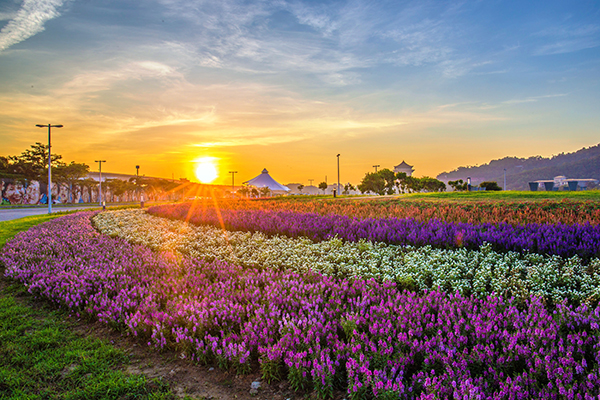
136,165,140,202
95,160,106,207
373,165,380,172
229,171,238,191
36,123,63,214
308,179,314,186
337,154,341,195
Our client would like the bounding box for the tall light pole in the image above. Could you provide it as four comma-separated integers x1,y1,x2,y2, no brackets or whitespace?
36,124,63,214
373,165,380,172
308,179,314,186
95,160,106,207
136,165,140,201
229,171,238,191
336,154,341,195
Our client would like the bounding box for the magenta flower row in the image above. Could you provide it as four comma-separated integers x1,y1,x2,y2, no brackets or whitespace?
2,212,600,399
148,203,600,260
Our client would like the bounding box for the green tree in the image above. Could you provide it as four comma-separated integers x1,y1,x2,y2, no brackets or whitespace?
379,168,397,195
404,176,423,193
448,179,468,191
297,184,304,194
343,183,355,195
420,176,446,192
55,162,90,202
358,172,386,195
8,142,63,183
318,181,328,194
395,172,408,193
480,181,502,191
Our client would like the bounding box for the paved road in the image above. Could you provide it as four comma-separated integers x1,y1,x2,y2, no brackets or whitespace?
0,205,102,222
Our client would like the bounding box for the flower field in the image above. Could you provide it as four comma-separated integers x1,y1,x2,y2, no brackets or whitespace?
95,210,600,306
2,203,600,399
148,203,600,260
146,198,600,225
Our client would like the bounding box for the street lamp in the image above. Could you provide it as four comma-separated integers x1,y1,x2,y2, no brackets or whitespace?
229,171,238,191
95,160,106,207
36,124,63,214
337,154,341,195
373,165,380,172
136,165,140,201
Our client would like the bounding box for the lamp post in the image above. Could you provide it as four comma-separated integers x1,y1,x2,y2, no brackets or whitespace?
337,154,341,195
308,179,314,186
36,124,63,214
373,165,380,172
136,165,140,201
95,160,106,207
229,171,238,191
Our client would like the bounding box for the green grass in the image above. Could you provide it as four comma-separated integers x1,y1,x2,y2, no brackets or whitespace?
0,214,178,400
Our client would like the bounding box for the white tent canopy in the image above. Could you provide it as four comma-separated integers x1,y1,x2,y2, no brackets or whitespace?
243,168,290,191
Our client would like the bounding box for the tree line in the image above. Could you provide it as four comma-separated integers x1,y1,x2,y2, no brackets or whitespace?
1,143,193,205
356,169,446,195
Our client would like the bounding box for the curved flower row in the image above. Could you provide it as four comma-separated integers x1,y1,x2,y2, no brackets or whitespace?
3,212,600,399
194,198,600,225
148,203,600,260
95,210,600,306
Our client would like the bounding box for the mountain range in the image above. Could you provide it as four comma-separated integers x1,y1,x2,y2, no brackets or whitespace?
436,144,600,190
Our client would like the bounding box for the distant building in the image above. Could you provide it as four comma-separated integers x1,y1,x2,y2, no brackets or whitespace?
394,161,414,176
529,175,599,191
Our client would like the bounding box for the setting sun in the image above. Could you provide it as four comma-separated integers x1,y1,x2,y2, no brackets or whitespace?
194,157,218,183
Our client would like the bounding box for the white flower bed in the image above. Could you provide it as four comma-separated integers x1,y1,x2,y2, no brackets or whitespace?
93,210,600,304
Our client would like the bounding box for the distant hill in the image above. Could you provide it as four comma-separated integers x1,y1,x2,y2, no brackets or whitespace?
436,144,600,190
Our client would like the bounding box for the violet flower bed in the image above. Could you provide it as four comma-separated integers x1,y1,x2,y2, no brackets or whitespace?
149,203,600,260
2,212,600,399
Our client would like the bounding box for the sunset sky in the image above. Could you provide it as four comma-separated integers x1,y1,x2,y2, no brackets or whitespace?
1,0,599,185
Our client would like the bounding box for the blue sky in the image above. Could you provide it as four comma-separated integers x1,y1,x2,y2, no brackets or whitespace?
0,0,599,184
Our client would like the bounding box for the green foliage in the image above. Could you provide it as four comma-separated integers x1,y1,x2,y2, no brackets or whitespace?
358,169,396,195
55,161,90,184
448,179,468,191
359,170,445,195
480,181,502,191
318,181,328,194
6,142,63,183
343,183,356,195
358,172,386,195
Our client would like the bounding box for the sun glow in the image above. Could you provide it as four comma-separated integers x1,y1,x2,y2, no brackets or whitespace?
194,157,218,183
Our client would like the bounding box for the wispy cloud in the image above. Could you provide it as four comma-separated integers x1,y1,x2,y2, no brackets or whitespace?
0,0,66,53
534,23,600,55
502,93,569,105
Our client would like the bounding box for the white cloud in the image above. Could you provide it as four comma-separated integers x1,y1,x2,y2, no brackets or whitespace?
0,0,65,53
